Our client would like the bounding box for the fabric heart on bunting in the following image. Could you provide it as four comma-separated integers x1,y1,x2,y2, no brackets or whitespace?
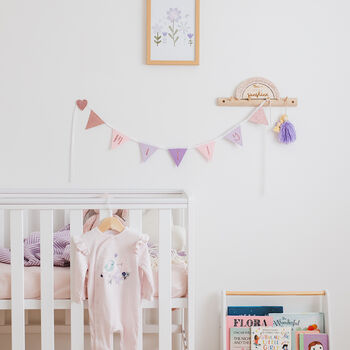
111,130,129,149
249,107,268,125
225,126,243,146
85,110,104,129
169,148,187,167
76,99,88,111
139,143,158,162
196,142,215,161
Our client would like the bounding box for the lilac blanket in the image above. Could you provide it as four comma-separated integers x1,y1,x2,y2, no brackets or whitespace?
0,225,71,267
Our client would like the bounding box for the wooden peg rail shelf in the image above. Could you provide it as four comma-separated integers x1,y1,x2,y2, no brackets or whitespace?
217,97,298,107
225,291,325,296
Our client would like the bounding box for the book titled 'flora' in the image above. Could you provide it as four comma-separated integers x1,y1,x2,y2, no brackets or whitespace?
226,316,273,350
251,327,292,350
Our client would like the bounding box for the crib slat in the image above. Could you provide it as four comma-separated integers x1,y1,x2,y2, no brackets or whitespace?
187,202,195,350
40,210,55,349
129,209,142,231
10,210,25,350
158,209,172,350
70,210,84,350
64,209,70,226
0,209,4,247
129,209,143,350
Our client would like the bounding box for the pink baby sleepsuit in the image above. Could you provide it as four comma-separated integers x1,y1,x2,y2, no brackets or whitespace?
72,227,154,350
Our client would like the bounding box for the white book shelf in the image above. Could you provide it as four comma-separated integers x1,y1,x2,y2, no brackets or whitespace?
221,290,331,350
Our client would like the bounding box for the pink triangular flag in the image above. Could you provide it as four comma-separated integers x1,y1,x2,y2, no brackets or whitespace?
111,130,129,149
76,99,88,111
85,110,104,129
249,107,268,125
168,148,187,167
196,142,215,161
224,126,243,146
139,143,158,162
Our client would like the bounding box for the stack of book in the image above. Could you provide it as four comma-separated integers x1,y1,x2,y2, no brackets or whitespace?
227,306,328,350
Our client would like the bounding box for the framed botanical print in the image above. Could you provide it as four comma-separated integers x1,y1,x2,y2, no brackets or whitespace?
146,0,200,65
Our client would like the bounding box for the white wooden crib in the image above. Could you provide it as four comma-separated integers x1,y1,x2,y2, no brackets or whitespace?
0,189,195,350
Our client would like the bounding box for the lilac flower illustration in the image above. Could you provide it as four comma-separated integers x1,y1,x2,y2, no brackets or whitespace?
152,23,162,46
178,20,190,44
187,33,194,46
162,32,168,44
167,8,181,22
152,24,162,34
167,8,181,46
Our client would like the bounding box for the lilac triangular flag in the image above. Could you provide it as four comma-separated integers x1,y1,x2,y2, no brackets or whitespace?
224,126,243,146
249,107,268,125
168,148,187,167
196,141,215,161
139,143,158,162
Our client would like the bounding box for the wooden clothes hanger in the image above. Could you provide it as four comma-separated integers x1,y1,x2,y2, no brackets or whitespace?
98,216,125,234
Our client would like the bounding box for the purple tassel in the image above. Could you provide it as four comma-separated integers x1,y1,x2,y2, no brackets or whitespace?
278,121,296,144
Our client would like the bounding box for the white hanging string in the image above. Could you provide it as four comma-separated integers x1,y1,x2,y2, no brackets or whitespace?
68,104,77,182
261,99,272,195
284,97,288,116
69,100,266,182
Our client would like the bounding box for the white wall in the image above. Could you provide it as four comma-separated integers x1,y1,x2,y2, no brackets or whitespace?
0,0,349,349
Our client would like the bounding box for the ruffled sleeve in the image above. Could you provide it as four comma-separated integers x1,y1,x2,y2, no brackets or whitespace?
136,234,154,301
74,236,89,256
71,236,89,303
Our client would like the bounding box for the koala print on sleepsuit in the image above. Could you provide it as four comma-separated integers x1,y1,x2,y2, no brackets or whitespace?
100,253,130,285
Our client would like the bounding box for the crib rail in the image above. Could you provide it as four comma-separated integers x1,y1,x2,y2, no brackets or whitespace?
0,189,188,209
0,190,194,350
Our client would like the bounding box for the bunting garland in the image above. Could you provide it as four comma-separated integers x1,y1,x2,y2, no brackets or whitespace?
70,98,270,174
86,110,104,129
168,148,187,167
111,130,129,149
249,107,268,125
196,141,215,161
224,126,243,146
139,143,158,162
76,99,88,111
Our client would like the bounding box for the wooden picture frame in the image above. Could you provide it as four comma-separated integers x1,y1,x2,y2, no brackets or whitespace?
146,0,200,65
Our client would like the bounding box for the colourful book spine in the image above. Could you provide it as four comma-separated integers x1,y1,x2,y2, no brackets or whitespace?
295,331,320,350
300,333,304,350
228,306,283,316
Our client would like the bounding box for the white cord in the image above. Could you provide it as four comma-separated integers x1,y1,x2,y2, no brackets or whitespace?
261,100,271,195
68,104,77,182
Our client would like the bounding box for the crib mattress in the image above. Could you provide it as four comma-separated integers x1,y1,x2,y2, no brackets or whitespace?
0,262,187,299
